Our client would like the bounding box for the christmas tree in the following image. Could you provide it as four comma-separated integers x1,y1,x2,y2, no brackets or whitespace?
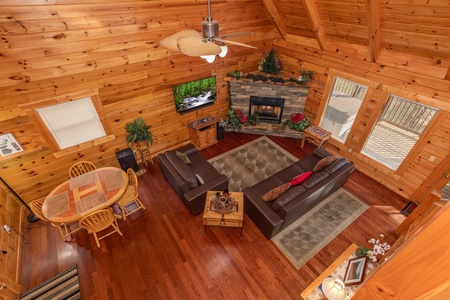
261,49,280,75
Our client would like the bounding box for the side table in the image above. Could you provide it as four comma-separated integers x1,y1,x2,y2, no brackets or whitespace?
301,125,331,148
203,191,244,237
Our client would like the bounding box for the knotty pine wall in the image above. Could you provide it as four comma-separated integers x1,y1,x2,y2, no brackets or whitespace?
0,0,279,203
276,39,450,202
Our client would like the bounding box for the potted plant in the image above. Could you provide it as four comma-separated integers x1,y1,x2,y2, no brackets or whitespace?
282,113,310,132
125,116,154,166
225,109,247,131
245,113,260,126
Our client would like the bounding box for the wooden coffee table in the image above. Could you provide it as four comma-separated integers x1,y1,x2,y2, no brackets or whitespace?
203,191,244,237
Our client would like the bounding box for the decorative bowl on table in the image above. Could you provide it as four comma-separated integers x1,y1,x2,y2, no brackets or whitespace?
210,192,238,214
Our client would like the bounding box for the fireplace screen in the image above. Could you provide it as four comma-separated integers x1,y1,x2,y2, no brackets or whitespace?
249,96,285,124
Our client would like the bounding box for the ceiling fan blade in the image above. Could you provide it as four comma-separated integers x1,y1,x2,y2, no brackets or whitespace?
218,31,253,39
177,36,222,57
160,30,201,51
215,38,257,49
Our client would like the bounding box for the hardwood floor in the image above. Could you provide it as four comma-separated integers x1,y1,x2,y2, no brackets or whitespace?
19,132,409,299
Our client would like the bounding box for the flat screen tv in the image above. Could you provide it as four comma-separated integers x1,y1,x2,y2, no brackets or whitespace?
173,76,216,114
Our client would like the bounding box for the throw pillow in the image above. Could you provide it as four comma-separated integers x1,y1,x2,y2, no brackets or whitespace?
195,174,204,185
176,151,191,164
262,182,292,202
313,155,339,173
290,171,313,186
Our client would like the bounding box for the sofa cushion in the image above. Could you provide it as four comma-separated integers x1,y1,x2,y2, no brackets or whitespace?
249,176,284,199
271,185,308,213
195,174,205,185
164,151,198,189
273,163,305,183
188,152,222,182
313,155,340,173
176,151,191,164
290,171,313,186
323,157,349,174
262,182,292,202
302,171,330,189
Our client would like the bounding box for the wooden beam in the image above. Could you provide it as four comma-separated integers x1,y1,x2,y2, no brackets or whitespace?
285,34,320,50
261,0,288,39
366,0,382,62
302,0,327,50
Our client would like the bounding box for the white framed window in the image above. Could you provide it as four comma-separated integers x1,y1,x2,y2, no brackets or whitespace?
362,95,438,170
320,77,368,142
36,97,107,150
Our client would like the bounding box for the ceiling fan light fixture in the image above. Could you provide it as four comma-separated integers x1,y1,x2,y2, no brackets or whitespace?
201,55,216,63
202,19,219,39
219,45,228,57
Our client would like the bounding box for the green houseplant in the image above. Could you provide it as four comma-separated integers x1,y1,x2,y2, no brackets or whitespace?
125,116,153,148
245,113,260,126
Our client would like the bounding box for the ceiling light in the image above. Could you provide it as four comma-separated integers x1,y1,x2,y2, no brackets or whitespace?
201,55,216,63
219,45,228,57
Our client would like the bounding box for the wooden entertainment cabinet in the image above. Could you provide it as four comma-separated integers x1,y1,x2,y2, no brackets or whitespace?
188,116,218,150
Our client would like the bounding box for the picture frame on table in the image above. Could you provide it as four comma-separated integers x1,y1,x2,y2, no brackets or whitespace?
343,256,368,285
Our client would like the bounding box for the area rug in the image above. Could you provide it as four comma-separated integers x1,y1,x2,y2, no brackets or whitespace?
272,188,369,269
208,136,298,191
21,265,81,300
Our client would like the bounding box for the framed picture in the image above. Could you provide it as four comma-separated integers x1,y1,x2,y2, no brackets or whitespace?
343,256,367,285
0,133,23,157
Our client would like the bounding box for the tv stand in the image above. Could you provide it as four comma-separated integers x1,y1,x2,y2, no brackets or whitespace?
188,116,218,150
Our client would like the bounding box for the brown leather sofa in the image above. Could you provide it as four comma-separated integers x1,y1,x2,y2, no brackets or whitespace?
157,143,229,216
243,148,355,239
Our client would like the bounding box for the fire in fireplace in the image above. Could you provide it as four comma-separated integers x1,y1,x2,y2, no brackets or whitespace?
249,96,285,124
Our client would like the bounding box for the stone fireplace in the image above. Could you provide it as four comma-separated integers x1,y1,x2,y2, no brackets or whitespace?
228,79,309,137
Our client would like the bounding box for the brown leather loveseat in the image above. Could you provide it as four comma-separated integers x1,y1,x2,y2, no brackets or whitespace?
243,148,354,239
157,143,229,215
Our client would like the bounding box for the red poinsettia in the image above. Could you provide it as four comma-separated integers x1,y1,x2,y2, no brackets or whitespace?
282,112,310,131
290,113,305,123
226,109,248,131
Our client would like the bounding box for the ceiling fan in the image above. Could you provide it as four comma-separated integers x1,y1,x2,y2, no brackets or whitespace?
159,0,256,61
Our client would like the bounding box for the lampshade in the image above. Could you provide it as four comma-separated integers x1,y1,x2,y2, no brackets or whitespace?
201,55,216,63
219,45,228,57
322,277,346,300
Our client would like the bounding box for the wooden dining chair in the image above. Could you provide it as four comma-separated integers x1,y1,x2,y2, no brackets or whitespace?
116,168,146,220
68,161,97,178
29,199,82,241
78,208,123,248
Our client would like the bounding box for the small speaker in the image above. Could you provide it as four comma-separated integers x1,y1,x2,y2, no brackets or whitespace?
115,148,139,172
217,122,224,140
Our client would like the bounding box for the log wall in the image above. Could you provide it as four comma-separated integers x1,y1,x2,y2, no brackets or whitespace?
0,0,279,203
276,39,450,201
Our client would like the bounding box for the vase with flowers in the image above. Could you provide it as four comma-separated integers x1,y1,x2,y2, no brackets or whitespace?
226,109,247,131
356,233,391,263
282,113,310,132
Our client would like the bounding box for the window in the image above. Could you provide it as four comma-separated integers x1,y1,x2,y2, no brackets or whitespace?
36,97,107,150
320,77,368,142
362,95,438,170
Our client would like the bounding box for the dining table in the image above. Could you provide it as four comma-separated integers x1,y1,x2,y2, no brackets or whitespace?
42,167,128,224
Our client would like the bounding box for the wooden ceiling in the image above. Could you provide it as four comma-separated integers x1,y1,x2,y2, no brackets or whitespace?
262,0,450,63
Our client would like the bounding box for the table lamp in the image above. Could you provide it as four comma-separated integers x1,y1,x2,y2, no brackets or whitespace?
322,277,347,300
